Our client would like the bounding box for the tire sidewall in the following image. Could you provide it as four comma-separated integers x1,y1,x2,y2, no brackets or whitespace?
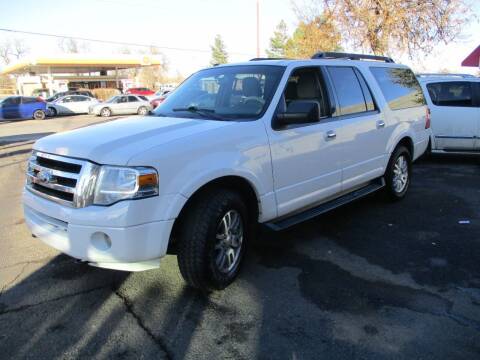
101,108,111,117
204,192,249,289
386,146,412,200
138,106,148,115
33,110,46,120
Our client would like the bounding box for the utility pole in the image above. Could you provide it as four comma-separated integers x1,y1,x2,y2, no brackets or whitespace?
256,0,260,58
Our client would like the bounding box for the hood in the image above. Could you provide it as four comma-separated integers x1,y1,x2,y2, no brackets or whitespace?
34,116,233,165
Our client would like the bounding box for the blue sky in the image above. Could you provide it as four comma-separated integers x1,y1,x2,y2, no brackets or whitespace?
0,0,479,76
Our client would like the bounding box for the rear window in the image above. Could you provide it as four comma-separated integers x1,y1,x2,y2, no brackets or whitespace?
371,67,425,110
426,82,474,107
327,66,372,116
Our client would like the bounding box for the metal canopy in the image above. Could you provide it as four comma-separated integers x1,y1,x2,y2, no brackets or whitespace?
1,54,163,75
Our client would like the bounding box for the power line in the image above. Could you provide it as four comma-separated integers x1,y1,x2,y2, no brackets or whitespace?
0,28,254,56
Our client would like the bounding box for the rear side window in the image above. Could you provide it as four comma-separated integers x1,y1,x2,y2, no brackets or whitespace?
327,66,369,115
370,67,425,110
128,96,139,102
426,82,474,107
22,97,39,104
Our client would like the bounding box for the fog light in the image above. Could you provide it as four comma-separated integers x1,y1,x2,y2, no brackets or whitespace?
91,232,112,251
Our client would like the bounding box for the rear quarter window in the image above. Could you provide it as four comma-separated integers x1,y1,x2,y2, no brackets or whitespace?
370,67,425,110
426,81,475,107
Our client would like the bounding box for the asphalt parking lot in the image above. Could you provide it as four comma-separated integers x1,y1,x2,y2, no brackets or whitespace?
0,115,479,359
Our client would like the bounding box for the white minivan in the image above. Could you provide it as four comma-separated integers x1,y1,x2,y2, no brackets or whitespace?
418,74,480,153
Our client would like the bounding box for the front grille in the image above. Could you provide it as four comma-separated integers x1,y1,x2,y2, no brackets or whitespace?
26,151,90,207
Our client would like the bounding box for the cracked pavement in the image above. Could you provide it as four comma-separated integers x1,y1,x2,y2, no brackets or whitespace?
1,115,480,359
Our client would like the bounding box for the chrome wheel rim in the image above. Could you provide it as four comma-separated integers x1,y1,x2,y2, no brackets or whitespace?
393,155,409,193
139,107,147,115
101,108,110,116
34,111,44,119
214,210,244,274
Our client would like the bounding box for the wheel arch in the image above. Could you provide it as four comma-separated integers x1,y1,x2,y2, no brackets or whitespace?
169,175,260,253
395,136,414,157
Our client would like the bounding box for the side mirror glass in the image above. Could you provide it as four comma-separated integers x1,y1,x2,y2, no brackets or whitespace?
275,100,320,127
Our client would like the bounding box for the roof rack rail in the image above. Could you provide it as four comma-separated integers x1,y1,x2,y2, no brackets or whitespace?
249,57,290,61
416,73,476,79
311,52,395,63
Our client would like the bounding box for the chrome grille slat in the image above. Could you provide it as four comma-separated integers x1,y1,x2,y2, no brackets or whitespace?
26,151,95,208
30,162,79,180
26,173,76,193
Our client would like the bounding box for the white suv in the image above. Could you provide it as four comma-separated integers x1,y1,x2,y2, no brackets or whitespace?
23,52,430,290
418,74,480,153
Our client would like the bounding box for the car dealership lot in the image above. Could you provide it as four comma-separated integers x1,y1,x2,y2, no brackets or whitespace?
0,117,479,359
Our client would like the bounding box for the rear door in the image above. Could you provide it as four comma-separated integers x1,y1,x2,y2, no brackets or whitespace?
324,66,389,191
425,81,477,151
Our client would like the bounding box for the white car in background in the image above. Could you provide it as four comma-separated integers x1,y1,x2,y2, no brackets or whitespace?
89,95,152,117
48,95,99,116
418,74,480,153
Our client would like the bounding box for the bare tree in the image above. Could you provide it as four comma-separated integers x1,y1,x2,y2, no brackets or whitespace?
58,37,90,53
295,0,474,58
0,38,29,64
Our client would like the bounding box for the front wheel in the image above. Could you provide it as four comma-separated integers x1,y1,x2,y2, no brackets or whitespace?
177,189,249,291
137,106,148,115
385,146,411,200
48,107,57,117
33,110,46,120
100,107,111,117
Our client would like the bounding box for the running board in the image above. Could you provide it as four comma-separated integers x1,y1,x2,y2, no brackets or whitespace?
265,178,386,231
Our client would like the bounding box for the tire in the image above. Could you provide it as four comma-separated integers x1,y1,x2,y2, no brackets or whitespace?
48,107,57,117
385,145,412,201
137,106,148,115
33,110,46,120
177,188,249,291
100,107,111,117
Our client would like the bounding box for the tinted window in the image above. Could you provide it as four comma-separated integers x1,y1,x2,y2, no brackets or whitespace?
139,96,148,101
22,97,39,104
371,67,425,110
2,97,21,105
71,96,86,102
426,82,474,107
128,96,139,102
327,66,367,115
355,69,376,111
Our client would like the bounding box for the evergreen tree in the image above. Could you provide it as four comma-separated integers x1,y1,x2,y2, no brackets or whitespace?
266,20,289,58
210,35,228,66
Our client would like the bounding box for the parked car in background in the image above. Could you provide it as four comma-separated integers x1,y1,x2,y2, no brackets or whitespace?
0,96,47,120
125,87,155,96
89,95,152,117
418,74,479,153
48,95,99,116
24,53,430,291
46,90,95,103
150,92,171,109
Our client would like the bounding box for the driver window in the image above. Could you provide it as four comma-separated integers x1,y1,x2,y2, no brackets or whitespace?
281,68,328,118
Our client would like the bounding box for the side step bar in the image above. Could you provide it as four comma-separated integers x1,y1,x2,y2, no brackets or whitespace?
265,178,386,231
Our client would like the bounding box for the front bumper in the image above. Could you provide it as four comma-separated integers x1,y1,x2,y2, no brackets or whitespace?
22,189,183,271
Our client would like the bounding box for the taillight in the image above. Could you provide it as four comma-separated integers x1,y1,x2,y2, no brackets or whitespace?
425,107,431,129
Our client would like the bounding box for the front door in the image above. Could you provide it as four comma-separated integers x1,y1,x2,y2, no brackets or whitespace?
426,81,477,151
266,67,343,217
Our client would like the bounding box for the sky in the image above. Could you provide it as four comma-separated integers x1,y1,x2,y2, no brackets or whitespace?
0,0,479,77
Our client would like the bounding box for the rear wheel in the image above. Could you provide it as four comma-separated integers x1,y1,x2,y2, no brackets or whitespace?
100,107,111,117
177,189,249,291
33,110,46,120
137,106,148,115
385,146,411,200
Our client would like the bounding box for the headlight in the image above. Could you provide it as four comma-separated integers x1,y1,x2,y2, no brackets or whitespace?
93,166,158,205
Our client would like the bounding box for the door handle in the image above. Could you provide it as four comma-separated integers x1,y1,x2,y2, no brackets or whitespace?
377,120,386,128
326,130,336,139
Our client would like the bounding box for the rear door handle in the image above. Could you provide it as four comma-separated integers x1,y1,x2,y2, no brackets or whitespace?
326,130,336,139
377,120,386,128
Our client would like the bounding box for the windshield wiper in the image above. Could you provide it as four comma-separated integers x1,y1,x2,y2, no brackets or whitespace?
172,106,227,121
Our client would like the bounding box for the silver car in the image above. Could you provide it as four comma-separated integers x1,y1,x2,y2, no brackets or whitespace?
89,95,152,117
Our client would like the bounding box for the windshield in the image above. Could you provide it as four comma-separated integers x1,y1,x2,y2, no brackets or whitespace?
153,65,285,120
105,96,119,103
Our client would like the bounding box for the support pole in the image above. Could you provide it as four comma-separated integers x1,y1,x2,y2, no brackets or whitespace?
47,66,53,96
115,66,119,89
256,0,260,58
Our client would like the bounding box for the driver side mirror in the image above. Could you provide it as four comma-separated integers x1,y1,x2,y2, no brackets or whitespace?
275,100,320,127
